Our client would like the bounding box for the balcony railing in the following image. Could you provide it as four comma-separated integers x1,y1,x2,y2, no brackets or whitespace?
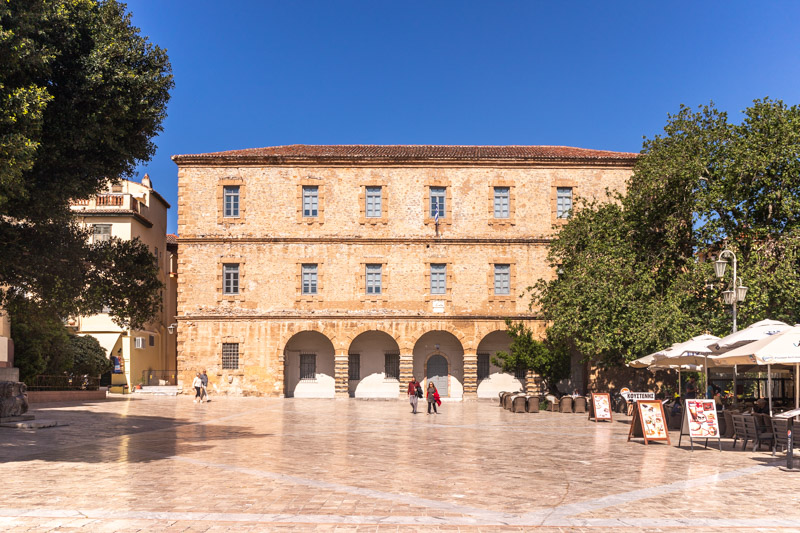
71,194,141,214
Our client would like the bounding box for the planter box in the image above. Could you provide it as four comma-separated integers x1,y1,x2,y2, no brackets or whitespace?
27,390,107,403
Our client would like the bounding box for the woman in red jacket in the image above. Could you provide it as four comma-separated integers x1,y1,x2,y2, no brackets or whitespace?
427,381,440,414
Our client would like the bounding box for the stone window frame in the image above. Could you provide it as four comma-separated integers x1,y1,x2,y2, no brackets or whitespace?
295,259,324,303
296,177,325,225
219,335,244,376
359,181,389,225
487,258,517,303
551,180,576,225
216,178,245,225
359,259,388,303
424,259,454,303
488,180,516,226
217,256,245,302
423,180,453,227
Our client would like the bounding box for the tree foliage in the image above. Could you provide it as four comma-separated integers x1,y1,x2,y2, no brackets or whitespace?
0,0,172,329
534,99,800,367
492,319,570,391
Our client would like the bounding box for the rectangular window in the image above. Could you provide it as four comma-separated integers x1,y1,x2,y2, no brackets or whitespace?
302,186,319,217
430,263,446,294
223,185,240,217
557,187,573,218
366,264,382,294
384,352,400,380
365,186,382,218
92,224,112,243
134,337,145,349
430,187,446,218
515,367,527,380
222,343,239,369
223,263,239,295
348,353,360,381
494,264,510,295
149,335,155,347
300,353,316,380
478,353,490,381
301,264,318,294
493,187,510,218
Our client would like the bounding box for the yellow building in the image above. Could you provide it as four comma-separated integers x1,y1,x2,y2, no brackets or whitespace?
70,176,178,391
173,145,635,398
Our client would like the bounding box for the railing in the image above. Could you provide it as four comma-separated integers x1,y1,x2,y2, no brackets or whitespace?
25,375,101,391
141,370,177,386
71,194,141,213
96,194,124,206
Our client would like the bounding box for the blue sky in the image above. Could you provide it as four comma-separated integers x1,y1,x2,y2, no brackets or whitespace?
125,1,800,235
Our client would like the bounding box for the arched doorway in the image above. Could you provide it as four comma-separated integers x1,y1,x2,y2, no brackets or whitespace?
476,330,521,398
427,354,449,396
283,331,335,398
347,330,401,399
413,331,464,399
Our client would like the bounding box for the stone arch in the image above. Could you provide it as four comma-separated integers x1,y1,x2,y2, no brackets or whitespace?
346,330,401,399
475,329,522,398
412,322,473,353
412,330,465,399
338,324,398,353
283,330,336,398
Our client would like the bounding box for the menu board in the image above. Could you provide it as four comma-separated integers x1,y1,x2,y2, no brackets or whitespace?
628,400,671,445
590,393,612,422
685,399,720,438
678,399,722,451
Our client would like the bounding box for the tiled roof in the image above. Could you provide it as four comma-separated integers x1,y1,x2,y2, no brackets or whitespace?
166,234,178,244
173,144,637,164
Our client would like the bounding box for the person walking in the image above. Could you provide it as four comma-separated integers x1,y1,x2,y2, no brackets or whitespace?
407,376,421,414
192,373,203,403
427,381,440,414
200,370,210,403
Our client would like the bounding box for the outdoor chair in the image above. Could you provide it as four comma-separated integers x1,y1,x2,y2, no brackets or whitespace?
772,418,789,455
512,395,528,413
755,413,772,434
559,396,573,413
734,415,772,451
499,391,510,407
503,393,516,410
572,396,587,414
545,394,559,412
722,410,735,438
526,395,540,413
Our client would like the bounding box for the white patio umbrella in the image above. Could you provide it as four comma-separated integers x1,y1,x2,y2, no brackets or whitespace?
709,326,800,415
655,334,721,398
706,319,791,407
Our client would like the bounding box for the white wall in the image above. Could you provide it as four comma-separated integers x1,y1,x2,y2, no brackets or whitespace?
284,332,335,398
349,331,400,399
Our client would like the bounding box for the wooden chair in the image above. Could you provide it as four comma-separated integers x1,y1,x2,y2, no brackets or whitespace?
572,396,587,414
772,418,789,455
722,410,736,438
731,414,748,449
526,395,540,413
559,396,573,413
735,415,772,451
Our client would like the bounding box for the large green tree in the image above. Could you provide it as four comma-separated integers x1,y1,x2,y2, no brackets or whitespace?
0,0,172,329
534,98,800,367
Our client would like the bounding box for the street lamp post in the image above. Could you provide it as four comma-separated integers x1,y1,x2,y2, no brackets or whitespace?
713,248,748,405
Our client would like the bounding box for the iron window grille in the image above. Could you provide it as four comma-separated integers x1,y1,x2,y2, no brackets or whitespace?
301,264,318,294
514,367,527,380
477,353,490,381
430,263,446,294
365,186,382,218
348,353,360,381
302,186,319,217
300,353,316,380
557,187,573,218
493,187,510,218
222,343,239,369
384,352,400,380
494,264,510,295
366,264,382,294
92,224,112,243
223,185,240,217
223,263,239,294
430,187,446,217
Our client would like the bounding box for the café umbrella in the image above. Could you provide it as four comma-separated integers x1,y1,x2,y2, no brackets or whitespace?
708,326,800,415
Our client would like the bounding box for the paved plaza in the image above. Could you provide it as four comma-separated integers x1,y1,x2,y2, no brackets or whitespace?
1,396,799,532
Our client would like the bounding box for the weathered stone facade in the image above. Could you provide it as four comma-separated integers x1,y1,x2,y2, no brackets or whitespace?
173,145,635,398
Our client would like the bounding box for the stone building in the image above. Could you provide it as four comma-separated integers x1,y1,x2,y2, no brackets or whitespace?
172,145,636,399
70,177,178,391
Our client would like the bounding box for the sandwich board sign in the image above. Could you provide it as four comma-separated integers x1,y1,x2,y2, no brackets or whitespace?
628,400,671,445
678,399,722,451
589,392,612,422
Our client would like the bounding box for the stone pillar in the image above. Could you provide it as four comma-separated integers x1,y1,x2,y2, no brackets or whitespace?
399,352,414,396
525,370,545,395
463,351,478,399
334,350,349,398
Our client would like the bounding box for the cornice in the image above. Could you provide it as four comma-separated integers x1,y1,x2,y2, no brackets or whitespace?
176,313,542,322
177,236,554,245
